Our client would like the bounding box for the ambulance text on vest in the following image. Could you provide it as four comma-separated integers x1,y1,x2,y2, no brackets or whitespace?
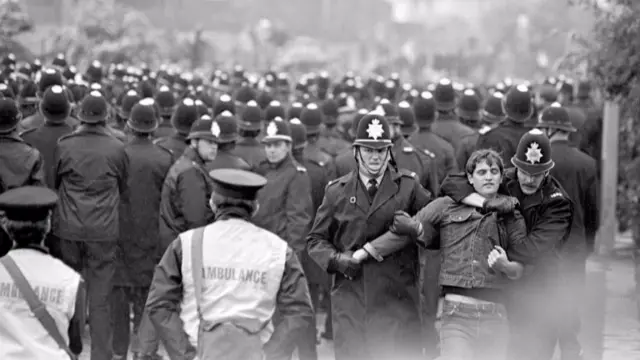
203,266,268,285
0,282,65,305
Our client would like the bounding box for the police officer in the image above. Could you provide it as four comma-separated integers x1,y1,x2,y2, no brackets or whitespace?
317,98,351,158
113,89,141,133
410,91,458,183
476,84,534,166
145,169,314,360
53,90,129,360
0,98,45,256
233,100,267,168
307,112,432,360
20,68,79,131
153,85,177,139
158,116,217,253
112,99,174,360
537,103,599,360
205,111,252,171
300,103,337,180
381,100,439,196
438,129,573,360
253,117,312,255
20,85,74,190
431,78,476,155
455,89,484,169
154,97,200,158
0,186,86,359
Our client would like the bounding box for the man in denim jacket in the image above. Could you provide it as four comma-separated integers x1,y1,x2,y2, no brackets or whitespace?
354,149,526,359
358,129,573,360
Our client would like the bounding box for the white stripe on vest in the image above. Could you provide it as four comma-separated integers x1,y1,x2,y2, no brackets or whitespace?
180,218,288,346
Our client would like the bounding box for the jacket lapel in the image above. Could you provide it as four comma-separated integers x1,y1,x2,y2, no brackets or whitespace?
368,170,398,217
345,171,370,214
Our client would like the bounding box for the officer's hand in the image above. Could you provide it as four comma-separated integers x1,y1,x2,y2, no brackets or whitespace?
334,252,362,279
390,210,422,238
482,196,519,214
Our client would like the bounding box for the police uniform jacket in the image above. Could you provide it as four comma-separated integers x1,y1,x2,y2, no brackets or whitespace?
154,120,174,139
439,169,572,312
396,137,440,196
304,141,337,181
144,210,314,360
154,132,189,159
115,137,174,288
53,125,129,242
253,156,313,254
20,121,74,189
430,112,476,156
292,150,332,287
455,131,479,170
205,150,252,172
307,168,431,360
334,149,354,178
475,119,531,168
158,146,214,255
19,112,80,132
232,137,267,169
0,245,86,359
316,127,351,158
0,132,45,192
550,140,599,256
409,128,458,183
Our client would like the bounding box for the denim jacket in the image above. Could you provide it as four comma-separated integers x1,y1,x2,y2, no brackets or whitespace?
416,196,528,289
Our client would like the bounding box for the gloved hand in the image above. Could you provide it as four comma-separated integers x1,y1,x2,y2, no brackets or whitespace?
390,210,422,238
482,196,519,214
332,252,362,279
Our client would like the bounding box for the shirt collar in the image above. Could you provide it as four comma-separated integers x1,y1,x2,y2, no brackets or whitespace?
359,171,384,187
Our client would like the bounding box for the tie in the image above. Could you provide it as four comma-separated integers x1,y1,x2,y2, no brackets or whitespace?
368,178,378,199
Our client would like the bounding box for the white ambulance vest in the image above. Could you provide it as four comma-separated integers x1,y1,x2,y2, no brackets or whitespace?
0,249,81,360
179,218,288,347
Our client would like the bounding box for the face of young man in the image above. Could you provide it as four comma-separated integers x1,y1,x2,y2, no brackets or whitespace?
468,160,502,198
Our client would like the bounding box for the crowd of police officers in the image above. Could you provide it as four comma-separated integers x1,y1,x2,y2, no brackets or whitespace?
0,51,601,360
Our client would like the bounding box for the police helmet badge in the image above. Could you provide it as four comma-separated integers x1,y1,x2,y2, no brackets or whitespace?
266,121,278,136
525,142,542,164
366,119,384,140
211,121,221,137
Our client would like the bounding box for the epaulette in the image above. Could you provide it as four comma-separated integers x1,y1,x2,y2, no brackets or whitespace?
296,165,307,173
398,168,417,178
327,178,341,187
327,173,351,187
18,127,36,137
402,146,414,153
478,125,493,135
550,192,563,199
152,137,164,145
307,158,325,168
155,143,174,158
422,149,435,158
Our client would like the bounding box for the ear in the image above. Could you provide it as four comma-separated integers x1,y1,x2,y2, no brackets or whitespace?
467,173,473,184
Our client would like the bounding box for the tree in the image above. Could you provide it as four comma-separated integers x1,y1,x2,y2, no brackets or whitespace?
567,1,640,230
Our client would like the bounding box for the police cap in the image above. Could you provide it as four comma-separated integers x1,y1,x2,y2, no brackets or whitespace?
208,169,267,201
0,186,58,222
